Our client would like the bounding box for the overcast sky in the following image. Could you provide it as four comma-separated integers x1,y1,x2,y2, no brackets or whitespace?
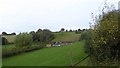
0,0,119,34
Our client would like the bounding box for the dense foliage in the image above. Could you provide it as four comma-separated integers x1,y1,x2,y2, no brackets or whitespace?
2,32,7,35
79,29,93,53
2,32,16,35
30,29,54,43
80,9,120,66
15,33,33,47
90,10,119,65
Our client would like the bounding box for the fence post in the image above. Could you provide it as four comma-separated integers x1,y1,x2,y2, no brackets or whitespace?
70,51,73,66
0,36,2,68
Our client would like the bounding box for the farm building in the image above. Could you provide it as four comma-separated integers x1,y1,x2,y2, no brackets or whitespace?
0,36,2,45
60,41,72,45
46,44,52,47
52,42,61,47
1,35,16,44
52,41,72,47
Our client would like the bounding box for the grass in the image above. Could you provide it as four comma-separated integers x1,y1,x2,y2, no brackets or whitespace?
52,32,81,42
76,57,120,66
2,41,87,66
2,44,15,51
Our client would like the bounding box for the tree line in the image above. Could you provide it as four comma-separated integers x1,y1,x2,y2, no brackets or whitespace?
2,32,16,35
60,28,87,34
15,29,54,47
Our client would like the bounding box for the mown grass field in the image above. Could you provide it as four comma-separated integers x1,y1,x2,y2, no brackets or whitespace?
52,32,81,42
2,41,87,66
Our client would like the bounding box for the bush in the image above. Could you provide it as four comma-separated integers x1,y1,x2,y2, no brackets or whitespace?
2,46,43,58
90,10,119,65
35,29,54,43
30,29,54,44
2,32,7,35
79,30,92,41
79,31,87,41
79,29,93,53
2,48,24,58
15,33,33,47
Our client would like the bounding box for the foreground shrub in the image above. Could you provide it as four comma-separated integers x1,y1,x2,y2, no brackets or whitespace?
89,10,119,65
15,33,33,47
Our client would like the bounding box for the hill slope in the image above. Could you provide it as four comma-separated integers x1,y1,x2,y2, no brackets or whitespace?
52,32,81,42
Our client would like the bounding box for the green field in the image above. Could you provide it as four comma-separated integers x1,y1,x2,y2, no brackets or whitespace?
53,32,81,42
2,41,87,66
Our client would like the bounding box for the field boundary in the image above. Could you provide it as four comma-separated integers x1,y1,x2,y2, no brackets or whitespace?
72,55,90,66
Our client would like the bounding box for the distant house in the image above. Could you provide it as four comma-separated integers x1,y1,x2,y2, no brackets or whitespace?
52,42,61,47
61,41,72,45
51,41,73,47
